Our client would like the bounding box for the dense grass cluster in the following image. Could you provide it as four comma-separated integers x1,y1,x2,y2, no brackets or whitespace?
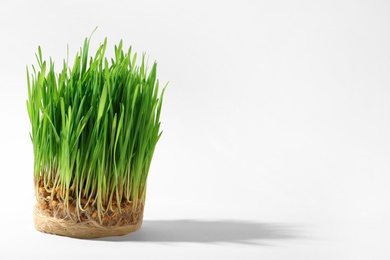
27,36,165,221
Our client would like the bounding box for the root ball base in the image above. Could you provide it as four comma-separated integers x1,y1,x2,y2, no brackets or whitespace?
33,202,144,239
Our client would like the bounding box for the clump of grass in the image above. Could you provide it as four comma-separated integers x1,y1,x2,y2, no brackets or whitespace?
26,36,165,223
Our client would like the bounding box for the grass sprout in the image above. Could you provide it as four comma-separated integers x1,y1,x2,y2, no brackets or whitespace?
27,36,166,222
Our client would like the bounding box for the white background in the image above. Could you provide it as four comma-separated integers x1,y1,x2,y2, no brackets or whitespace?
1,0,390,259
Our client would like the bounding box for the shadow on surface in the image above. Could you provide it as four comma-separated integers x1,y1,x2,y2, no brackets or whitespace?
96,220,303,244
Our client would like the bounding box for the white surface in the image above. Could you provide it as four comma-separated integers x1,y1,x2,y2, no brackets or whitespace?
1,0,390,259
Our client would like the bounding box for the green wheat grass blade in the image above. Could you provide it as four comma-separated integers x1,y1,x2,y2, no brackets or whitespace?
27,35,166,222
